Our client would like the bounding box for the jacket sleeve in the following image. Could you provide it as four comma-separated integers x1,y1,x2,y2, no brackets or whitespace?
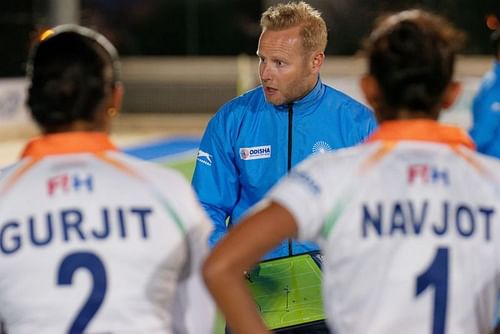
340,99,378,145
469,87,500,153
192,106,241,247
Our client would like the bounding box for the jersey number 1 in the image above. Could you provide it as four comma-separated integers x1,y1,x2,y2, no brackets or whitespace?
57,251,107,334
415,247,449,334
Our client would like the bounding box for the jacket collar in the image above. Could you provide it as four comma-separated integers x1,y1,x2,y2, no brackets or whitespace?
272,76,325,114
21,132,118,159
367,120,475,149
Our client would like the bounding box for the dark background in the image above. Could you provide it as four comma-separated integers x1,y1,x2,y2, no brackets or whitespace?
1,0,500,77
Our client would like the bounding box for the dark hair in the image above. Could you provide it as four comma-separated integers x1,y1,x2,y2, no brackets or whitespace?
26,25,120,132
364,10,465,120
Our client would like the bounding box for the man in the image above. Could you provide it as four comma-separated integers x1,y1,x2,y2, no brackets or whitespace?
204,9,500,334
469,27,500,157
192,1,376,260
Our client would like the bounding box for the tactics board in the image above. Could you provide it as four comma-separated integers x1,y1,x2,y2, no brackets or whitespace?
247,253,326,330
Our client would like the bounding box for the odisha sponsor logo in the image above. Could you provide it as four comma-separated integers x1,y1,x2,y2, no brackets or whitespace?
250,147,270,155
240,145,271,160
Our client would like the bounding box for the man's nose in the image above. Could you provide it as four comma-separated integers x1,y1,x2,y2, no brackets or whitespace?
260,64,272,81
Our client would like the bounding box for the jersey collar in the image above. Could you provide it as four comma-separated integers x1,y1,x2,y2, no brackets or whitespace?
367,120,475,149
21,132,118,159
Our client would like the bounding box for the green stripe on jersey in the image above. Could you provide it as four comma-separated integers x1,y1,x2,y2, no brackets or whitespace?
321,193,352,239
155,192,187,234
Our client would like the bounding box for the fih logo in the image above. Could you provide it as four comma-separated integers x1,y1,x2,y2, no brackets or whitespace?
239,145,271,160
47,173,94,196
407,164,449,185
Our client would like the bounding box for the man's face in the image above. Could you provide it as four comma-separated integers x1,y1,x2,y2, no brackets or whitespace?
257,26,318,106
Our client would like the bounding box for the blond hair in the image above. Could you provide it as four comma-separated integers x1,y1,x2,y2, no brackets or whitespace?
260,1,327,53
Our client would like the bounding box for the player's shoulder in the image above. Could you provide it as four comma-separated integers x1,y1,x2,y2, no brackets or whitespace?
0,159,30,184
469,148,500,175
107,152,206,226
0,160,21,175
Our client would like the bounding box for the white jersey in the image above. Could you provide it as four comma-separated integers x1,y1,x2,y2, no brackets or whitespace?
268,120,500,334
0,133,215,334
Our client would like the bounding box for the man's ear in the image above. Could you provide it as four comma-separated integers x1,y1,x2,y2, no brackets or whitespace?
311,52,325,74
441,81,462,110
360,74,380,110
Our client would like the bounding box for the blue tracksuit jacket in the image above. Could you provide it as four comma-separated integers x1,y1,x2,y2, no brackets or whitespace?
192,78,377,259
469,61,500,157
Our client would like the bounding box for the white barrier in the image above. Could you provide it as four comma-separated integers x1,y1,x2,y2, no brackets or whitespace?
0,78,31,128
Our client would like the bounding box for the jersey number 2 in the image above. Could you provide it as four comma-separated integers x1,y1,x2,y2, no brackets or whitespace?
415,247,449,334
57,251,107,334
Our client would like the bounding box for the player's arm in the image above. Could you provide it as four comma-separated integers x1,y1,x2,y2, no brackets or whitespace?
203,201,298,334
